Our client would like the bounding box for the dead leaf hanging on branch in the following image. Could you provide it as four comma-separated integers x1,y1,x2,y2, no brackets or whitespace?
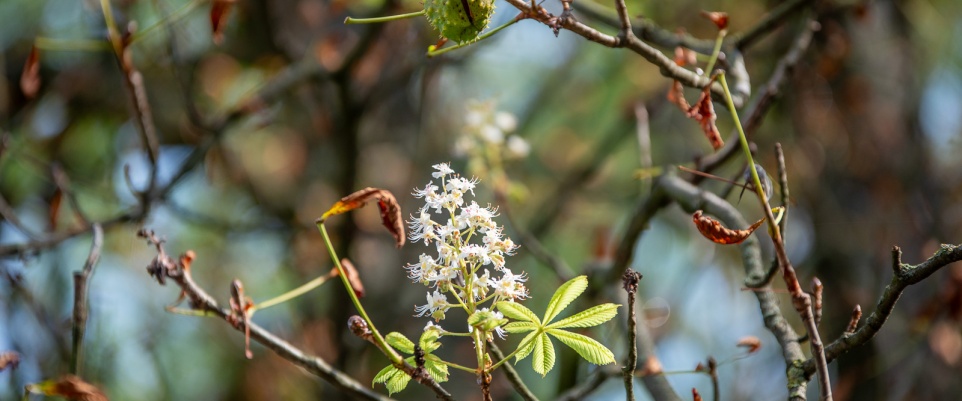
25,375,109,401
319,187,405,248
688,85,724,150
693,210,764,245
210,0,235,45
20,46,41,99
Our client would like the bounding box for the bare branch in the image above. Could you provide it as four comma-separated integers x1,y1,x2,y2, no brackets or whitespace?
622,269,643,401
138,230,453,400
801,244,962,377
502,0,745,107
489,341,539,401
71,223,104,375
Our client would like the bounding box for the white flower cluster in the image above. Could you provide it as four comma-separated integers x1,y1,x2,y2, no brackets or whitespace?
454,100,530,159
407,163,527,323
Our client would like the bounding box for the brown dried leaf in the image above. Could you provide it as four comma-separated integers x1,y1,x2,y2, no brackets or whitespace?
638,355,663,376
736,336,762,354
673,46,696,67
667,80,690,113
0,352,19,371
20,46,41,99
48,189,63,231
687,87,724,150
210,0,235,45
338,258,366,298
321,187,405,248
700,11,729,30
26,375,108,401
692,210,765,245
692,388,703,401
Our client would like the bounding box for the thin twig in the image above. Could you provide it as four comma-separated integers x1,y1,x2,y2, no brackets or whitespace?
622,270,643,401
489,341,539,401
70,223,104,375
0,193,40,240
553,366,620,401
496,192,575,283
658,173,808,398
502,0,745,107
139,230,451,400
800,244,962,377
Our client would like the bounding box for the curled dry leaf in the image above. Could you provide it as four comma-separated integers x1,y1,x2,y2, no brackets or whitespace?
688,86,724,150
667,80,690,113
321,187,406,248
20,46,41,99
338,258,366,298
674,46,697,67
210,0,235,45
692,388,703,401
692,210,765,245
48,189,63,231
0,351,20,371
736,336,762,354
638,355,663,376
26,375,109,401
700,11,729,30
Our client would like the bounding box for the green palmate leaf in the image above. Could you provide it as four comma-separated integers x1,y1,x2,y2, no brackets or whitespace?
531,333,556,376
548,303,620,329
420,328,443,353
373,365,411,395
543,276,588,323
386,332,415,354
547,329,615,365
503,321,538,333
496,301,541,324
425,355,450,382
514,330,540,362
386,369,412,394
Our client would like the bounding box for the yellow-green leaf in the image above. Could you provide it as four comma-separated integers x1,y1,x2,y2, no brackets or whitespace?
386,332,414,354
548,303,620,329
543,276,588,323
496,301,541,324
547,329,615,365
514,331,540,363
504,321,538,333
531,333,555,377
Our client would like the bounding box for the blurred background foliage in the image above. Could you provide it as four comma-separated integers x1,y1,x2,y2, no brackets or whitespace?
2,0,962,399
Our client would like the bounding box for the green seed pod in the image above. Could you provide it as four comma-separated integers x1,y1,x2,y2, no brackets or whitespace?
424,0,495,43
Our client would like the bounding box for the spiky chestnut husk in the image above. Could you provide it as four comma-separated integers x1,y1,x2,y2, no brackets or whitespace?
424,0,494,43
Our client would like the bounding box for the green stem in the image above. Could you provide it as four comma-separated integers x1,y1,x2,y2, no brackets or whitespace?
440,359,478,373
427,18,519,57
128,0,206,46
487,331,540,371
473,330,485,370
251,271,336,313
704,29,727,75
98,0,123,54
34,37,111,52
166,307,215,317
316,222,403,364
345,10,426,24
718,73,780,238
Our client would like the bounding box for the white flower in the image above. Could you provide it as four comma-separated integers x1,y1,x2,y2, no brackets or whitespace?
409,210,437,245
406,254,437,282
415,290,450,318
432,163,454,178
506,136,530,158
495,112,517,132
480,125,504,144
491,270,529,301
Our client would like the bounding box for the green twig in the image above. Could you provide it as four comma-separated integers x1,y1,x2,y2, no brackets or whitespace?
251,271,337,313
427,18,519,57
703,29,727,75
345,10,426,24
316,222,403,365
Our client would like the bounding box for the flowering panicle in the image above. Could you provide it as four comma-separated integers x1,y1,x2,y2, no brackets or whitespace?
406,163,526,325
